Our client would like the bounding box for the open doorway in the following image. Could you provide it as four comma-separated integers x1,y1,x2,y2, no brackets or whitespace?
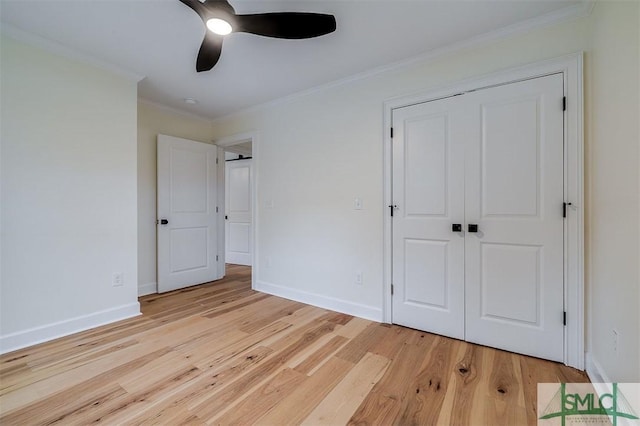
223,144,252,266
215,132,257,287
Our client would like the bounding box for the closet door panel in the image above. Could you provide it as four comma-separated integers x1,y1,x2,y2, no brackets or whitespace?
391,96,465,340
464,74,565,362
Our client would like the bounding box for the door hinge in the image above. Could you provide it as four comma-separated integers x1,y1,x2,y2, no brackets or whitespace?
391,284,394,295
563,311,567,326
216,255,219,261
562,96,566,111
216,206,219,213
563,202,572,218
390,127,394,138
216,157,219,164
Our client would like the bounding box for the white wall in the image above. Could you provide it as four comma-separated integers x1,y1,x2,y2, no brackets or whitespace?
137,101,214,296
209,4,639,380
210,16,591,316
585,1,639,383
0,36,140,353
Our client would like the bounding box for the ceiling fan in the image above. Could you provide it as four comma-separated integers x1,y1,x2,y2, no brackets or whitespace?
178,0,337,72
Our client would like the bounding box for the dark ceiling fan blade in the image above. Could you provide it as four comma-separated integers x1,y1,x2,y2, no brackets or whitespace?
178,0,336,71
178,0,207,20
234,12,336,39
180,0,236,21
201,0,236,16
196,31,223,72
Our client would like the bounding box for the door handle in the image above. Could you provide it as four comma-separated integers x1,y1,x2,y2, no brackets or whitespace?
452,224,462,232
160,219,169,225
468,224,478,233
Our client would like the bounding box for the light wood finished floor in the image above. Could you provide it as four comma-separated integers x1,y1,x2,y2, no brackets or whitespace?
1,264,588,425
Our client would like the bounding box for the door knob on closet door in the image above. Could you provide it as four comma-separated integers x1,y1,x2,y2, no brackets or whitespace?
468,224,478,233
452,224,462,232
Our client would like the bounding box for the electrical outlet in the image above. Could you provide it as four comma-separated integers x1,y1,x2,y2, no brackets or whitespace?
354,197,363,210
112,272,124,287
355,271,363,285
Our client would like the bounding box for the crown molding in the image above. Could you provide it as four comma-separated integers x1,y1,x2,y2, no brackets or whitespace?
138,98,214,123
1,23,145,83
212,0,594,124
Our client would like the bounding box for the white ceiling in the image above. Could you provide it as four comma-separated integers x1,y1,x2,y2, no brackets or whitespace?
0,0,587,119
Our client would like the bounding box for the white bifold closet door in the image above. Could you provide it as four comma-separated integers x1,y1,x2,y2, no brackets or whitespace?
391,95,466,340
392,74,565,362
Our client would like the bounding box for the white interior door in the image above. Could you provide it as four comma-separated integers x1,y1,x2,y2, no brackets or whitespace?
225,158,252,266
391,73,565,361
157,134,220,293
391,96,465,340
464,74,565,362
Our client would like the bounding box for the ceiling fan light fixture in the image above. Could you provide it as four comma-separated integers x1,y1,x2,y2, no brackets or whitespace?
179,0,337,72
206,18,232,35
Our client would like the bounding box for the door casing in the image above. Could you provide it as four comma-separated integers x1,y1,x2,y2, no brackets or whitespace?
214,131,259,290
383,53,584,369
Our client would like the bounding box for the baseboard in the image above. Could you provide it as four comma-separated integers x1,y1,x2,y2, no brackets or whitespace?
0,302,141,354
138,281,157,296
255,280,383,322
585,351,612,383
584,354,639,426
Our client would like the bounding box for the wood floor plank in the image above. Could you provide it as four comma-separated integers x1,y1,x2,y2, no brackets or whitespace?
0,345,171,414
347,340,428,425
122,346,275,425
480,347,528,426
0,265,589,425
301,352,390,425
0,382,128,425
210,368,307,425
292,334,349,375
201,292,271,319
66,363,204,425
438,342,483,425
189,320,339,421
116,350,197,393
0,339,140,395
261,312,337,353
333,316,371,338
192,321,290,370
237,299,307,334
254,356,354,426
395,335,458,425
368,324,417,360
334,322,390,364
1,317,157,377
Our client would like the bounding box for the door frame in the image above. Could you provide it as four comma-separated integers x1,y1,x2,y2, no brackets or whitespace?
214,131,258,290
382,53,584,369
